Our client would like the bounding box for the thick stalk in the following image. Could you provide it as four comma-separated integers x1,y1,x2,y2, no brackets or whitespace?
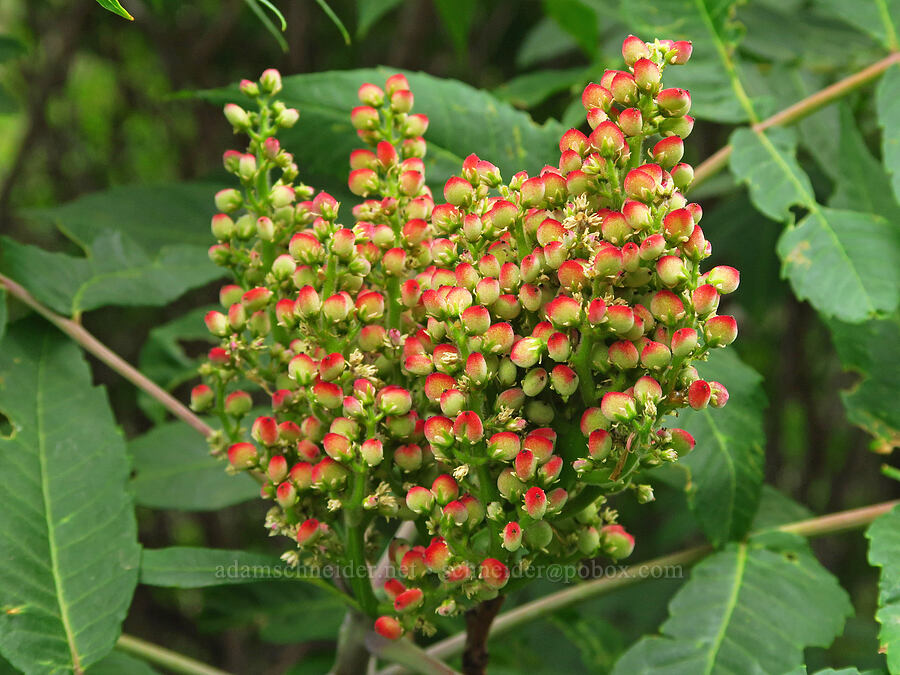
691,52,900,190
116,634,233,675
0,273,214,438
331,611,375,675
377,499,898,672
461,596,505,675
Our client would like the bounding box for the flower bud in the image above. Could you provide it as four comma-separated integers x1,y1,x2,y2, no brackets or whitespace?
228,442,257,470
709,381,729,408
480,558,510,589
657,88,691,116
621,35,649,65
671,327,698,357
374,616,403,640
663,208,694,242
633,58,661,91
669,40,693,65
214,188,242,213
210,213,234,240
618,107,643,137
424,415,454,447
431,474,459,505
454,411,484,444
358,82,384,106
251,416,279,445
313,380,343,409
443,500,469,525
650,290,686,324
425,538,451,571
688,379,712,410
190,384,214,411
351,105,379,130
275,481,297,508
406,486,435,514
204,310,228,337
502,522,523,552
224,390,252,416
348,168,379,196
296,518,321,546
582,83,614,111
587,429,612,460
223,103,250,129
515,450,537,481
602,524,634,559
692,284,720,316
520,176,546,207
610,72,638,106
705,315,738,346
652,136,684,169
545,295,581,327
601,391,637,422
707,265,740,294
323,292,352,322
538,455,564,485
590,121,626,156
394,588,424,613
641,340,672,369
276,107,299,128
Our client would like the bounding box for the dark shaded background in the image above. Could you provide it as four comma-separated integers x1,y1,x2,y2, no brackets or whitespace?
0,1,895,672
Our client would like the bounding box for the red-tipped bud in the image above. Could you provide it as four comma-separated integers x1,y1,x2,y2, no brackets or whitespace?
190,384,214,411
705,315,738,346
663,208,695,242
374,616,403,640
424,415,454,447
688,379,712,410
227,442,257,470
348,168,379,196
707,265,740,294
650,290,686,324
601,392,637,422
378,386,413,416
633,58,661,91
383,578,405,600
623,169,656,202
394,587,424,612
487,432,520,461
640,233,667,260
618,107,643,137
502,522,523,552
588,429,612,460
524,486,548,520
444,176,474,206
296,518,321,546
515,449,537,481
692,284,720,316
601,524,634,559
453,411,484,444
582,83,614,111
394,444,423,472
669,40,693,65
545,295,581,327
657,88,691,116
351,105,379,130
520,176,546,207
275,481,297,508
322,432,352,461
251,416,278,446
641,341,672,369
609,340,639,370
443,500,469,525
590,121,626,156
406,486,435,514
610,71,638,106
480,558,510,589
671,328,699,357
709,381,729,408
312,380,343,409
652,136,684,169
538,455,564,484
621,35,649,65
432,474,459,505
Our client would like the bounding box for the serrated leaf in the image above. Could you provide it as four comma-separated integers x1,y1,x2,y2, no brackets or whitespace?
729,127,900,321
777,207,900,322
729,126,815,222
827,314,900,445
129,422,258,511
94,0,133,21
813,0,900,50
136,307,216,424
613,533,853,675
356,0,403,37
620,0,756,123
866,503,900,673
677,349,766,544
877,64,900,205
830,105,900,222
141,547,287,588
0,320,140,674
200,70,565,192
0,234,223,317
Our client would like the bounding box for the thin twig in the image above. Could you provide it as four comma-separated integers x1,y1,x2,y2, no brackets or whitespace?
367,632,461,675
0,273,214,438
691,51,900,189
117,634,234,675
377,499,899,673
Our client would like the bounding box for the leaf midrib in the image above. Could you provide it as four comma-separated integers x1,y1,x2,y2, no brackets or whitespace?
703,542,748,675
37,334,82,673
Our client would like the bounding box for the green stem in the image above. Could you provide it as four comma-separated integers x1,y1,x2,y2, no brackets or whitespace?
330,611,374,675
572,332,596,406
375,498,899,672
344,471,379,615
474,462,500,557
691,52,900,190
116,634,233,675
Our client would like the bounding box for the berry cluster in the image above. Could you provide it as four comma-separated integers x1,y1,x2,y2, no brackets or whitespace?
194,37,739,639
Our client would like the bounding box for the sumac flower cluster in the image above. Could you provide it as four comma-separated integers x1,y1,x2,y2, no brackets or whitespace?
195,37,739,638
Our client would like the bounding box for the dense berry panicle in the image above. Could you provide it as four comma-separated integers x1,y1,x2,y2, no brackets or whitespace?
200,38,737,638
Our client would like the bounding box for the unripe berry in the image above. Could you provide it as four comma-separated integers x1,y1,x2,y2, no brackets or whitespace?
641,340,672,369
432,474,459,505
424,538,451,571
444,176,475,206
624,169,656,202
313,380,343,409
609,340,639,370
502,522,523,552
669,40,693,65
709,381,730,408
633,58,661,91
424,415,454,447
545,295,581,327
454,411,484,443
656,255,688,286
650,290,686,324
251,416,279,445
663,208,695,242
601,391,637,422
588,429,612,460
224,390,252,416
204,310,228,337
394,588,424,613
296,518,321,546
610,71,638,106
707,265,740,294
582,83,614,111
351,105,379,130
652,136,684,169
657,88,691,116
688,379,712,410
590,121,626,156
406,486,435,514
622,35,650,65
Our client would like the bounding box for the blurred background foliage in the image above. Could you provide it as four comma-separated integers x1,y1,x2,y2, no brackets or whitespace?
0,0,897,673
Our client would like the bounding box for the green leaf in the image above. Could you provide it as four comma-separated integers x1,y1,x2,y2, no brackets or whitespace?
129,422,258,511
199,581,346,643
88,652,158,675
0,320,140,674
542,0,598,57
813,0,899,50
877,64,900,205
516,17,580,69
0,287,6,345
777,207,900,322
620,0,755,122
676,349,767,544
0,234,223,317
94,0,133,21
827,314,900,446
434,0,477,57
751,485,813,531
356,0,403,38
200,70,565,192
494,67,589,110
613,532,853,675
140,547,287,588
830,105,900,222
136,307,216,424
866,504,900,674
729,127,900,321
729,127,815,222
